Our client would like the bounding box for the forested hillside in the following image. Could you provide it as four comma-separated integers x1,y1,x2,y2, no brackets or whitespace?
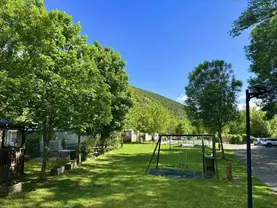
132,87,186,118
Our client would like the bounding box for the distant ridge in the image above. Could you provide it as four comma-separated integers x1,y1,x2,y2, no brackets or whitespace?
132,86,186,118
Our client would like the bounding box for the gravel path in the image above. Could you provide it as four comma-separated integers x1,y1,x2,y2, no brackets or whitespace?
225,144,277,193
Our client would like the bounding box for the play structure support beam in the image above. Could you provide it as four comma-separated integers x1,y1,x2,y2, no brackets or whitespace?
160,134,213,137
201,137,206,178
145,139,160,174
156,136,161,169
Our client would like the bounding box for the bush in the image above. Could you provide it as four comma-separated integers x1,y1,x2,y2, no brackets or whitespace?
242,134,255,144
228,134,255,144
25,135,40,158
81,136,100,161
229,134,242,144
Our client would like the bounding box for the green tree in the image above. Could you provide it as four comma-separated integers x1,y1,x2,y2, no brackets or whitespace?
231,0,277,118
64,44,112,163
250,108,271,137
227,108,273,138
0,0,111,179
185,60,242,159
269,116,277,137
230,0,277,37
92,43,133,149
175,120,192,134
134,101,170,141
227,111,245,135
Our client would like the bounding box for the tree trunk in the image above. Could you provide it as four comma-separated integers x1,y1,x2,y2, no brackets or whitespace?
40,130,49,181
121,133,123,148
1,129,5,149
77,134,82,164
218,129,225,159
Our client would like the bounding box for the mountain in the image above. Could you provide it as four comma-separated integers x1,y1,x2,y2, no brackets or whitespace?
132,87,186,118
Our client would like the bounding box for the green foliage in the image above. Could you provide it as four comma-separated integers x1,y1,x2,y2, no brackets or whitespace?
230,0,277,37
250,108,271,137
228,134,243,144
228,134,255,144
81,137,95,161
227,112,245,135
185,60,242,158
25,135,40,158
185,60,242,133
126,87,194,136
132,87,186,118
269,116,277,137
129,101,170,135
231,0,277,118
0,0,128,179
227,108,272,138
175,120,193,134
92,43,133,142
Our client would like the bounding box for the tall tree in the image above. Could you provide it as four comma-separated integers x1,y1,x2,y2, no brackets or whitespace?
250,108,271,137
134,101,170,141
230,0,277,36
0,0,111,179
185,60,242,159
63,44,112,164
231,0,277,118
92,42,133,149
175,120,192,135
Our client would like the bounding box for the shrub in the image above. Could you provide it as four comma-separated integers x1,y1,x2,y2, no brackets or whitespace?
229,134,242,144
228,134,255,144
25,135,40,158
242,134,255,144
81,136,100,161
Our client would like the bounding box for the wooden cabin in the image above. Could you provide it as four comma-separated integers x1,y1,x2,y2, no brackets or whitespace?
0,121,25,181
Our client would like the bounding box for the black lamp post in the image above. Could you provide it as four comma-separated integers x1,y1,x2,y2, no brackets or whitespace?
245,85,270,208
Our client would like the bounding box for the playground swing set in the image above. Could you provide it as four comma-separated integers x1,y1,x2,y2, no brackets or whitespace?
145,134,218,179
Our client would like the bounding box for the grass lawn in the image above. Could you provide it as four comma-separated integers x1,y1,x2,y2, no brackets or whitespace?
1,143,277,208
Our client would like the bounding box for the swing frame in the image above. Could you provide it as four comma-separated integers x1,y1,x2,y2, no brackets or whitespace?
145,134,218,179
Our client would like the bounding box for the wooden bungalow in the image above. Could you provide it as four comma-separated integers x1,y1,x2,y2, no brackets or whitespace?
0,120,34,181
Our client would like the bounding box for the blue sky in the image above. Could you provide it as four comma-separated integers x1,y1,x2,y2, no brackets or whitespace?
44,0,251,103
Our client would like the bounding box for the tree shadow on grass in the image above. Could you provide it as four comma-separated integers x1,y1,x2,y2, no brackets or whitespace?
1,145,277,208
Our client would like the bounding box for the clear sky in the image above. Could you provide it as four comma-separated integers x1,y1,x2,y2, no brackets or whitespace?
44,0,251,103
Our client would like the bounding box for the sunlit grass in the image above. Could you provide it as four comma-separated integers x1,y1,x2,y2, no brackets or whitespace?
0,144,276,208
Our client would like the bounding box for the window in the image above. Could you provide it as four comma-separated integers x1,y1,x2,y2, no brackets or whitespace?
5,130,18,147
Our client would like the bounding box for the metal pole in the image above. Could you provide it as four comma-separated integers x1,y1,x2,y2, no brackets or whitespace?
246,89,253,208
145,139,159,174
201,136,206,178
156,136,161,169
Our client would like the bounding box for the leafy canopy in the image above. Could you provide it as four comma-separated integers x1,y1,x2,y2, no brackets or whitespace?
185,60,242,133
0,0,115,178
92,42,133,142
128,101,170,135
231,0,277,118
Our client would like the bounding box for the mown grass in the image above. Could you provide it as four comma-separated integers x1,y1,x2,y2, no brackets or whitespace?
0,144,276,208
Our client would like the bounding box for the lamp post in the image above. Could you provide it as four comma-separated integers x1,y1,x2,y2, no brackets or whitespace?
245,89,253,208
245,85,270,208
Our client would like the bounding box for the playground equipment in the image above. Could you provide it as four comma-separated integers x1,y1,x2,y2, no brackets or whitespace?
146,134,218,179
